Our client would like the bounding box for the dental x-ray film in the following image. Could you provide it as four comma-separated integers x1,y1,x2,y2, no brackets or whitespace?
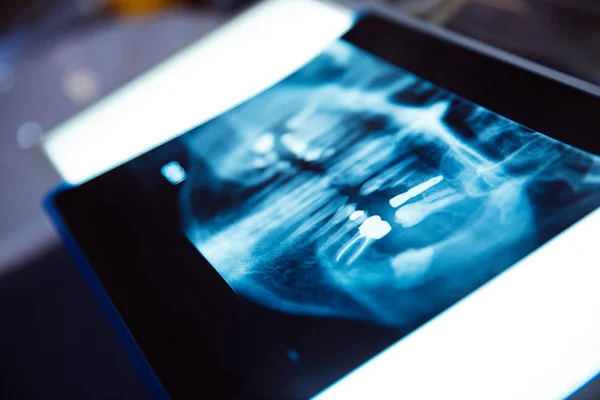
133,40,600,334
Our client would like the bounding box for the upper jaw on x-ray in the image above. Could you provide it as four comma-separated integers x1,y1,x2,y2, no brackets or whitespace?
179,41,600,327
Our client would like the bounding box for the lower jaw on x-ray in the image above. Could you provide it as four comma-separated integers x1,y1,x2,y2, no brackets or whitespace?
165,40,600,331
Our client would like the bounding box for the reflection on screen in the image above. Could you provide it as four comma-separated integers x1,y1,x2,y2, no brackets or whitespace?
175,40,600,329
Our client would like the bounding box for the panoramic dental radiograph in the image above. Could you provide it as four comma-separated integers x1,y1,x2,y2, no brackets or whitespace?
169,41,600,329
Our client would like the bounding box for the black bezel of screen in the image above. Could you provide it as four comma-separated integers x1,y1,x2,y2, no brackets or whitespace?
51,11,600,400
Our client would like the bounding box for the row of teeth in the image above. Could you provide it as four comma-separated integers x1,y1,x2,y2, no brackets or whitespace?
316,173,448,266
249,129,462,266
242,98,528,268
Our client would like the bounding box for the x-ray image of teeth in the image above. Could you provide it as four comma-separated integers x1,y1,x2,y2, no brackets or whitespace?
177,40,600,327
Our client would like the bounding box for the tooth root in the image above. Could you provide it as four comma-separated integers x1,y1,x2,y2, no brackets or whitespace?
336,233,362,262
320,220,358,252
346,238,373,265
335,235,374,266
290,202,338,240
314,202,353,239
359,157,417,196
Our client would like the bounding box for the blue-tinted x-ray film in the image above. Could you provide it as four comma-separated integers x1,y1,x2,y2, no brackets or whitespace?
162,40,600,328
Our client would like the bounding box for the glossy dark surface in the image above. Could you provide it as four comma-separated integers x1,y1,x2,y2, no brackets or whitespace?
0,246,149,400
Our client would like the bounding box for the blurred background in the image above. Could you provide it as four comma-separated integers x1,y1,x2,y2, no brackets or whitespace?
1,0,599,398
